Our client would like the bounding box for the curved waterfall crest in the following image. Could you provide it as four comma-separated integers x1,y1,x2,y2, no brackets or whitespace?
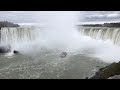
80,27,120,46
0,27,39,45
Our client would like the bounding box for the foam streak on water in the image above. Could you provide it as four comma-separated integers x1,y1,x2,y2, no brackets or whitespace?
0,12,120,79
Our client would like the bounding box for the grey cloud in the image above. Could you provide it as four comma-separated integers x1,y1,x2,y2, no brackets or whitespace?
0,11,79,23
0,11,120,23
0,11,47,23
79,11,120,22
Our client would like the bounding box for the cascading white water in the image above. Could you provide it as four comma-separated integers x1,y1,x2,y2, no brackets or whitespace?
0,12,80,54
80,27,120,46
78,26,120,63
0,27,41,50
0,27,35,43
1,11,120,79
1,12,120,64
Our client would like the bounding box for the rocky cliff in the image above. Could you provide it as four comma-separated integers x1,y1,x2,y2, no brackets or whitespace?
90,61,120,79
0,21,19,29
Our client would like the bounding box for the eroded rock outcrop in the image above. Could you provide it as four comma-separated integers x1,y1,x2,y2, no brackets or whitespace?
108,75,120,79
0,45,11,53
90,62,120,79
0,21,19,28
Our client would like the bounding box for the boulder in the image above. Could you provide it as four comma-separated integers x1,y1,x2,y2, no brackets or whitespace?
13,50,19,54
60,52,67,58
0,45,11,53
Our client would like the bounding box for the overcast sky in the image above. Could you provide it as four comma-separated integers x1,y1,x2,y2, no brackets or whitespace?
0,11,120,24
79,11,120,22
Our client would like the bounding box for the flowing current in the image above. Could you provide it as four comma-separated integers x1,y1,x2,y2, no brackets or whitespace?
80,27,120,46
0,27,37,44
0,12,120,79
0,25,109,79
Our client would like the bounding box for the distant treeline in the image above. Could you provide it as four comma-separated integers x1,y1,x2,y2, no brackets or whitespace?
0,21,19,28
81,22,120,27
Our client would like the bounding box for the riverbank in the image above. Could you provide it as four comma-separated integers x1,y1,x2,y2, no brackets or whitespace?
80,22,120,27
89,61,120,79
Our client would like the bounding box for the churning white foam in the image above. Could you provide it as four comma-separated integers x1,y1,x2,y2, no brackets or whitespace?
1,11,120,63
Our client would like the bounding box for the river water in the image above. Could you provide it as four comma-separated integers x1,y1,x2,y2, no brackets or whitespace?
0,12,119,79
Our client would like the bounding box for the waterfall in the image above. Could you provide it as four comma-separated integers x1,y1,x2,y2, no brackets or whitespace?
80,27,120,46
0,27,39,48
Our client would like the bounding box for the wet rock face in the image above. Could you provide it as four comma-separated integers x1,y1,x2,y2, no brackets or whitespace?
0,44,19,54
13,50,19,54
0,21,19,27
108,75,120,79
81,22,120,27
0,45,11,53
90,62,120,79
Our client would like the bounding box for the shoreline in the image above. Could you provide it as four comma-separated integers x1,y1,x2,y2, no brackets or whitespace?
79,22,120,28
89,61,120,79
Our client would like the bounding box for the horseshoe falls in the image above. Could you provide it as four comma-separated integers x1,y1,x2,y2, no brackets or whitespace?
80,27,120,46
79,26,120,63
0,27,41,52
0,11,120,79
